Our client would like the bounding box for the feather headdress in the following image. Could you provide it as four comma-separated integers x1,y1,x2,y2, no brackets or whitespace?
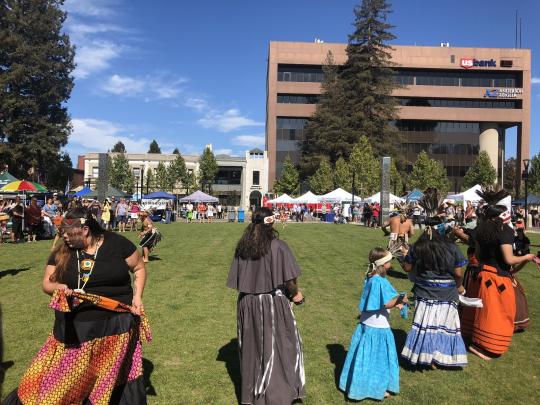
418,187,444,218
475,188,509,206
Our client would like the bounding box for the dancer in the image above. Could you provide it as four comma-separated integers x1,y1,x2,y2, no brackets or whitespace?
339,248,405,401
4,208,150,404
381,203,414,263
227,207,305,405
139,211,161,263
401,188,468,368
468,190,535,360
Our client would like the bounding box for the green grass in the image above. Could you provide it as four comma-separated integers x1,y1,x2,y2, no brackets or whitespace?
1,223,540,404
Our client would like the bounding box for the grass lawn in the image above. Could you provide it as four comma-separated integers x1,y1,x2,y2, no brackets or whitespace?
1,222,540,404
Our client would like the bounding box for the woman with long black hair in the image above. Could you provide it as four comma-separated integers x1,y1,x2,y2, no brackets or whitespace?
4,207,150,404
468,190,535,360
401,189,468,368
227,207,305,405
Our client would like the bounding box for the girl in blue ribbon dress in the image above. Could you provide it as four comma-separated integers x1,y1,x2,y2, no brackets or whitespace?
339,248,407,401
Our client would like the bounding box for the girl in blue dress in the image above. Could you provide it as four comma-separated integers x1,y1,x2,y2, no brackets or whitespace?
339,247,407,401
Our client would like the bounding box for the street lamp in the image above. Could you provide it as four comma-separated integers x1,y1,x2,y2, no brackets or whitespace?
522,158,530,229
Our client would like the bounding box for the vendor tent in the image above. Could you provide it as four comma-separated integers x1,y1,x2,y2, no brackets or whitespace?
178,190,218,203
318,188,361,203
447,184,483,203
143,191,176,199
85,186,128,199
0,172,18,188
292,191,319,204
405,189,423,202
74,187,92,197
364,192,404,204
513,194,540,206
267,193,294,204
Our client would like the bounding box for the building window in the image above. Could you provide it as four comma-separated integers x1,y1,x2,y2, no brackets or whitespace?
91,167,99,177
277,94,320,104
133,168,141,178
394,120,480,134
393,69,521,88
397,97,519,109
277,64,324,82
252,171,260,185
215,166,242,185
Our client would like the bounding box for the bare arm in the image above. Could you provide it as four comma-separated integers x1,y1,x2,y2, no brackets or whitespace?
126,250,146,314
285,278,304,303
454,267,464,291
408,220,415,237
501,244,534,267
385,294,407,309
42,265,71,296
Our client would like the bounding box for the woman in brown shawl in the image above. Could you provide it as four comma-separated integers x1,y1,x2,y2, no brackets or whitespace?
227,207,306,405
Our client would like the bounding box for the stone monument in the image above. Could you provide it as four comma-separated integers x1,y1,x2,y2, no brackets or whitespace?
97,153,109,202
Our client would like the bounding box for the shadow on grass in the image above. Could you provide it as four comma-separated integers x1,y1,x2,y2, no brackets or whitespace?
148,256,162,262
216,338,241,404
0,267,31,279
143,358,157,396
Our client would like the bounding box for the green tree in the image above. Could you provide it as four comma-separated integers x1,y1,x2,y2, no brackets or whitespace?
168,153,187,193
198,147,218,193
349,136,380,196
407,151,450,194
273,155,299,195
333,157,352,190
109,153,135,194
148,140,161,154
183,170,198,194
172,147,180,154
309,159,334,194
45,152,72,191
144,168,156,194
503,158,517,195
300,51,348,177
528,153,540,196
155,161,173,192
390,160,403,195
111,141,126,153
0,0,75,181
462,151,497,189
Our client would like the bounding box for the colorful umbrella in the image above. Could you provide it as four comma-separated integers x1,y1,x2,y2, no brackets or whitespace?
0,180,45,192
30,181,48,192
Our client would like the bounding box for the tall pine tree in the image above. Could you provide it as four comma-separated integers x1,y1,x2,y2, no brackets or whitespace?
0,0,75,183
111,141,126,153
148,140,161,153
198,147,218,193
168,153,187,193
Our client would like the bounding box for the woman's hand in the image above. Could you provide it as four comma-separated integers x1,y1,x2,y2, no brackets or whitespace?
131,295,143,315
292,292,304,304
457,285,465,295
58,284,73,296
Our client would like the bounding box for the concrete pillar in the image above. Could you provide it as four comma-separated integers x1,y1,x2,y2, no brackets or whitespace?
479,123,499,176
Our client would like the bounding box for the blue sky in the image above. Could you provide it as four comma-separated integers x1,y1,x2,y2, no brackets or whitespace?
62,0,539,163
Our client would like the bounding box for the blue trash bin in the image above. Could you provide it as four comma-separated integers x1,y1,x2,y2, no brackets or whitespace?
325,213,335,223
238,209,245,223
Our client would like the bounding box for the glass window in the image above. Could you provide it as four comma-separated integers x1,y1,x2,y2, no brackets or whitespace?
252,171,260,186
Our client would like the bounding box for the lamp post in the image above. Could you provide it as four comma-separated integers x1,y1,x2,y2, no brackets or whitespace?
351,169,356,221
522,158,530,229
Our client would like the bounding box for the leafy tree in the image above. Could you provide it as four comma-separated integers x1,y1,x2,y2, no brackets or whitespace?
183,170,198,194
333,157,352,190
148,140,161,154
390,160,404,196
45,152,72,191
462,151,497,189
407,151,450,194
528,153,540,196
349,136,380,196
0,0,75,181
109,153,134,194
300,51,347,177
111,141,126,153
273,155,299,195
155,161,174,192
503,157,517,195
168,153,187,193
198,147,218,193
309,159,334,195
144,168,156,194
172,147,180,154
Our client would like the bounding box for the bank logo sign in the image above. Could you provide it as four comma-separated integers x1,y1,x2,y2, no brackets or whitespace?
461,57,497,69
484,88,523,99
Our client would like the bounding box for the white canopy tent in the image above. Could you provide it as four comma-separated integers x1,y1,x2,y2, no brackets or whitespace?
267,193,294,204
318,188,362,203
447,184,483,203
292,191,320,204
364,192,404,204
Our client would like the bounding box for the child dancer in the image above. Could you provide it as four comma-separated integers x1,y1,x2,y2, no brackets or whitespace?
339,248,406,401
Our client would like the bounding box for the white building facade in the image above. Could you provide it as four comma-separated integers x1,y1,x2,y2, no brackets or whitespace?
80,148,269,210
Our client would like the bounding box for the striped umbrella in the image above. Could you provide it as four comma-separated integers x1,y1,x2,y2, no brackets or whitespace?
0,180,44,192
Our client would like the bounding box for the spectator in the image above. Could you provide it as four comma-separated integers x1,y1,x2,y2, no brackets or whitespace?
10,196,24,243
110,196,118,230
42,197,59,237
116,198,129,233
25,197,42,242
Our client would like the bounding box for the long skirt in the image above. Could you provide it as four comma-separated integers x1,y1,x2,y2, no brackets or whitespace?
459,263,481,339
401,298,467,367
4,313,148,405
513,276,530,331
237,292,305,405
339,324,399,401
472,267,515,355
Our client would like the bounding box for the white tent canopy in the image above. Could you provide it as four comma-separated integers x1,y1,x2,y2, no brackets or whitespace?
292,191,320,204
267,193,294,204
364,192,404,204
318,188,361,203
447,184,483,203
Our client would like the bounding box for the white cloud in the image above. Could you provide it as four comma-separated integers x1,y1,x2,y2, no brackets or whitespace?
232,134,265,148
101,73,187,99
73,41,122,79
70,118,150,152
184,98,208,112
532,77,540,84
214,148,233,156
198,108,264,132
64,0,115,18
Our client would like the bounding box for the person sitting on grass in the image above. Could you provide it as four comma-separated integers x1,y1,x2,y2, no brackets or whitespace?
339,247,405,401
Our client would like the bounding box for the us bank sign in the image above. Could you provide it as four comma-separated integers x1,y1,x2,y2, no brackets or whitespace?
461,57,497,68
484,88,523,99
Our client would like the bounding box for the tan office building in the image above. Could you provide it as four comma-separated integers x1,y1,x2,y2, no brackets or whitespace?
266,41,531,191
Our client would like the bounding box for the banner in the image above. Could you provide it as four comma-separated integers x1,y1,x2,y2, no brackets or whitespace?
141,198,168,210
